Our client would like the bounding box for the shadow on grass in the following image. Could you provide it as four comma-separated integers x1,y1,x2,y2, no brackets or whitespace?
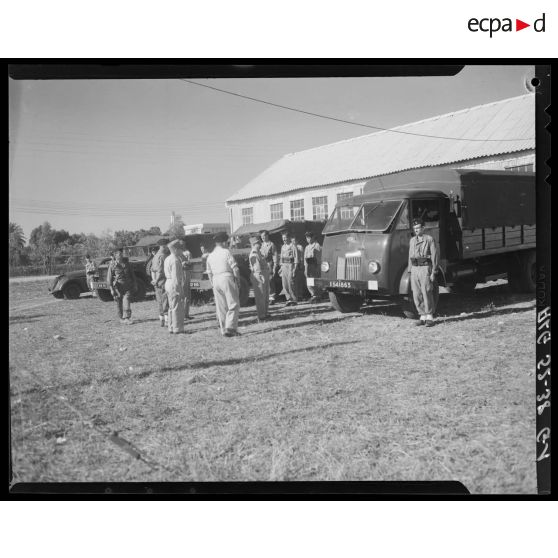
438,304,535,325
9,314,48,324
239,314,358,337
136,339,364,379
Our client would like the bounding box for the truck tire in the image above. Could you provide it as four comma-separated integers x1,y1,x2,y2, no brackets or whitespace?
518,250,536,293
62,283,81,300
239,276,250,307
400,282,439,318
329,291,363,313
52,291,65,299
132,279,148,302
95,289,114,302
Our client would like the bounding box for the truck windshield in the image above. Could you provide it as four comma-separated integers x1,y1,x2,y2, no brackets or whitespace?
350,201,403,232
323,204,361,233
125,246,149,259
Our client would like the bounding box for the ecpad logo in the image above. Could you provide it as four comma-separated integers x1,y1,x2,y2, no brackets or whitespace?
468,13,546,37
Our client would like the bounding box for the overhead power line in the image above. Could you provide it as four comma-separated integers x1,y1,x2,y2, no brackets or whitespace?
179,79,534,143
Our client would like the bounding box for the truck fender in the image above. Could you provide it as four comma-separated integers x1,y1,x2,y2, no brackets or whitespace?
398,271,411,295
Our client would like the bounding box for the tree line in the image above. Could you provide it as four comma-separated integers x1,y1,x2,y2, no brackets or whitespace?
9,215,186,275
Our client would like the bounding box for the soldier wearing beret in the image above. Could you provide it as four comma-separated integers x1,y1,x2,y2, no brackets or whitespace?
164,239,185,334
407,218,439,327
206,231,241,336
249,236,271,321
107,248,138,324
303,231,322,303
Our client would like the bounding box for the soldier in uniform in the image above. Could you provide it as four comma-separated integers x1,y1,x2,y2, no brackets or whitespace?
206,231,241,337
84,254,97,293
107,248,138,324
249,236,270,321
177,243,193,321
303,231,322,303
150,243,169,327
280,231,299,307
407,218,439,327
164,239,185,334
260,230,279,305
145,246,158,277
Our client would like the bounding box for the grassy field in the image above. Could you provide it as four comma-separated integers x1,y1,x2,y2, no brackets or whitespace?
9,278,537,493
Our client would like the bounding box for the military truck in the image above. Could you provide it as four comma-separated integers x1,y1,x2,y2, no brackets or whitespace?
309,168,536,316
49,257,111,299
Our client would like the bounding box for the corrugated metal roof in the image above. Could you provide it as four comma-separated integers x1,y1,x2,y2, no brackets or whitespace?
227,94,535,203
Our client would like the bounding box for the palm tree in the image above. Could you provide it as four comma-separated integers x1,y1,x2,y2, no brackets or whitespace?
9,222,26,266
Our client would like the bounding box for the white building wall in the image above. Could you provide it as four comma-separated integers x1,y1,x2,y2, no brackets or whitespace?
227,150,535,232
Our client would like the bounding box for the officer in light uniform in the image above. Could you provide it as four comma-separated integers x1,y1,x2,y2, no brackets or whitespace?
303,231,322,303
150,243,170,327
407,218,439,327
260,230,280,305
164,239,185,334
249,236,270,321
206,231,241,337
280,231,299,306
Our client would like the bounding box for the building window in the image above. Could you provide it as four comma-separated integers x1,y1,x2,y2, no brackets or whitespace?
270,202,283,221
242,207,253,225
312,196,329,221
505,163,534,172
290,199,305,221
337,192,354,220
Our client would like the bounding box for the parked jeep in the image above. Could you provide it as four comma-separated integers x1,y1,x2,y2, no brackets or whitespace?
49,257,111,299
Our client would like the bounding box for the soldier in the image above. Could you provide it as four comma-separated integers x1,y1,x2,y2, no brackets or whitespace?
179,244,194,321
107,248,138,324
206,231,241,337
260,230,280,305
407,218,439,327
84,254,97,293
303,231,322,303
249,236,270,321
145,246,158,276
150,243,169,328
164,239,186,334
280,231,299,307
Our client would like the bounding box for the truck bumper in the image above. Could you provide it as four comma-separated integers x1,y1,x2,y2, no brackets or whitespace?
190,279,212,291
307,277,379,292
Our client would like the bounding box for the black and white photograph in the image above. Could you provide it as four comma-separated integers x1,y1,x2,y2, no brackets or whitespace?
8,64,544,494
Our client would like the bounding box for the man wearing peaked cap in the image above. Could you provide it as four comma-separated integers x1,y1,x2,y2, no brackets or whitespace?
164,239,186,334
206,231,241,336
260,229,280,305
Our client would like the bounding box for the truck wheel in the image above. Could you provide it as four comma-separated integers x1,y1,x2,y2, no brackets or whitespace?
329,291,363,313
451,277,477,294
518,250,536,293
400,282,439,318
95,289,114,302
239,276,250,307
63,283,81,300
52,291,65,299
132,280,148,302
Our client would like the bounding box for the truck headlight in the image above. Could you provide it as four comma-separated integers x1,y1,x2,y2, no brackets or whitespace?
368,261,381,274
321,261,330,272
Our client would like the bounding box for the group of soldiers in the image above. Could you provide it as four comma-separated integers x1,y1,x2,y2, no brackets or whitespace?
97,218,439,331
101,228,323,336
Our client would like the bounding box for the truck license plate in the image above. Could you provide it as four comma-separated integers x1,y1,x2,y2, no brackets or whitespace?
94,282,108,289
190,281,201,288
328,280,352,288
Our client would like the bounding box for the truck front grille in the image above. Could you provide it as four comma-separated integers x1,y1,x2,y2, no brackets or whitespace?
336,255,361,280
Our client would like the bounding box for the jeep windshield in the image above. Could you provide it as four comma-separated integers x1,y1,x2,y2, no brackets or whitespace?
323,200,403,233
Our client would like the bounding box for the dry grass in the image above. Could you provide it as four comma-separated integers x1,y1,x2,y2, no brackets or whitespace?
9,279,536,492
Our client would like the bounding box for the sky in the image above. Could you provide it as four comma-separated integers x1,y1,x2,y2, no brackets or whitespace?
9,65,534,240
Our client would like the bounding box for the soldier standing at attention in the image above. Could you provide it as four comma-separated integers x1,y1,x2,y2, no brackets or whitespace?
260,230,279,305
164,239,185,334
303,231,322,303
249,236,270,321
206,231,241,337
84,254,97,293
107,248,138,324
408,218,439,327
150,243,169,328
280,231,299,307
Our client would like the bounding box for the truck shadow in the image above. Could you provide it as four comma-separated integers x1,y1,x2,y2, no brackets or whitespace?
9,314,48,325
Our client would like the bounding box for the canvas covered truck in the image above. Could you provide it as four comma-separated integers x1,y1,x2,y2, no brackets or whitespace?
309,168,536,316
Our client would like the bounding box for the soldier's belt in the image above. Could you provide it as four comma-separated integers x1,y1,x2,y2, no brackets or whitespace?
305,257,317,265
411,257,431,266
281,257,295,264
